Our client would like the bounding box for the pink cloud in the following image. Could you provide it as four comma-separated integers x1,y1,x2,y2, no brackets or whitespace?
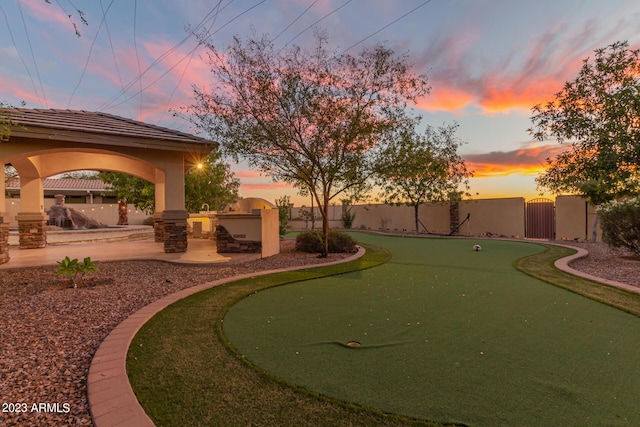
412,24,607,113
21,0,73,29
234,170,266,179
240,181,294,191
61,37,216,121
463,143,570,177
141,40,212,93
0,78,36,105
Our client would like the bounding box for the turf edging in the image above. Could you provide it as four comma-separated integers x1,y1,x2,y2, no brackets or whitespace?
514,243,640,317
126,243,447,426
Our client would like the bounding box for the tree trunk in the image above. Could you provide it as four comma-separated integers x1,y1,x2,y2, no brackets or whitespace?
414,204,420,235
592,211,599,242
321,198,329,258
311,195,315,230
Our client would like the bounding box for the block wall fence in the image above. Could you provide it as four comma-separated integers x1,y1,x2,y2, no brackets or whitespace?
286,195,602,241
5,195,602,241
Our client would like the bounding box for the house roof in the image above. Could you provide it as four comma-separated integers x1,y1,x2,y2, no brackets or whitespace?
2,108,213,151
6,178,114,192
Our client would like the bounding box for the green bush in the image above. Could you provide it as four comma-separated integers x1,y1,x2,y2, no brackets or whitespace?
597,197,640,256
56,256,99,288
275,195,290,236
341,210,356,229
295,230,324,253
295,230,357,253
328,229,357,253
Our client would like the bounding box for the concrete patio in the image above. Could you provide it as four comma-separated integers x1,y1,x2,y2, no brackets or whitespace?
1,226,259,269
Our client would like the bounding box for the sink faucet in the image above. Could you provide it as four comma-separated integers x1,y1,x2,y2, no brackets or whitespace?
201,203,210,213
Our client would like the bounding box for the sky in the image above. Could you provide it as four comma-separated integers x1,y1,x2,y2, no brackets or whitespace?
1,0,640,206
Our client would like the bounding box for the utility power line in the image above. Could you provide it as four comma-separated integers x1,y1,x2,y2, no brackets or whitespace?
342,0,433,53
101,1,266,112
16,0,48,106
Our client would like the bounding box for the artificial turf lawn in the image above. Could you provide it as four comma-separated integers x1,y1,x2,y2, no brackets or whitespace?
223,233,640,426
127,242,437,426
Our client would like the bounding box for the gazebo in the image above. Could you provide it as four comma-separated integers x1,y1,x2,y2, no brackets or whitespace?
0,108,213,265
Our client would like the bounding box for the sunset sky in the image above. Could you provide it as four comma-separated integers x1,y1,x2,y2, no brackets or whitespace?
2,0,640,205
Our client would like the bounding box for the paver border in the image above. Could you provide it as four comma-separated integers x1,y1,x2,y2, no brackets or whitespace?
551,242,640,295
87,246,366,427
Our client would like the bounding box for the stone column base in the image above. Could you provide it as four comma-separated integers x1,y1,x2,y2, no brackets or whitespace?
216,225,262,253
153,212,164,243
16,212,48,249
0,213,9,264
162,210,188,253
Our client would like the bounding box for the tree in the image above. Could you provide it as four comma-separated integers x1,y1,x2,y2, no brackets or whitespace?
99,150,239,215
1,102,26,142
376,121,471,235
1,108,13,142
184,150,239,213
529,41,640,241
275,195,290,236
186,31,429,256
597,197,640,256
98,171,156,215
61,171,100,179
2,103,26,190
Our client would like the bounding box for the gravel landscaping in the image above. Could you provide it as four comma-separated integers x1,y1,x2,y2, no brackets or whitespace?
0,240,349,427
561,240,640,287
0,238,637,426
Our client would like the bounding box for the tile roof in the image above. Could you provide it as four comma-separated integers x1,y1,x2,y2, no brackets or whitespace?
6,178,114,192
2,108,212,145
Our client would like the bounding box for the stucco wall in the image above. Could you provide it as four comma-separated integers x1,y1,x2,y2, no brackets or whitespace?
261,209,280,257
4,199,149,227
187,214,217,236
215,210,280,257
217,214,262,241
349,203,450,234
458,198,525,238
555,195,602,241
288,203,450,234
289,199,524,237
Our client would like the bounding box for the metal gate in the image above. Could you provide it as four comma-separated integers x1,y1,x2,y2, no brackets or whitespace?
525,198,555,239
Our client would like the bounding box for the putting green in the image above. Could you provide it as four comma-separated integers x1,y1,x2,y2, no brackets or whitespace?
223,233,640,426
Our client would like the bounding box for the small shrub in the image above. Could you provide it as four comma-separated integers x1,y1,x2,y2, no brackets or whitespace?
295,230,357,253
597,197,640,256
341,210,356,229
295,230,324,253
328,229,357,253
56,256,99,288
380,217,391,230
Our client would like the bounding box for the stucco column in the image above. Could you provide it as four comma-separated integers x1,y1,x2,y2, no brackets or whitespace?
158,157,187,252
163,160,185,211
16,176,47,249
153,169,166,243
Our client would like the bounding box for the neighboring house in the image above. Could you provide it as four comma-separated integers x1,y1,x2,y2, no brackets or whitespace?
5,178,117,204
